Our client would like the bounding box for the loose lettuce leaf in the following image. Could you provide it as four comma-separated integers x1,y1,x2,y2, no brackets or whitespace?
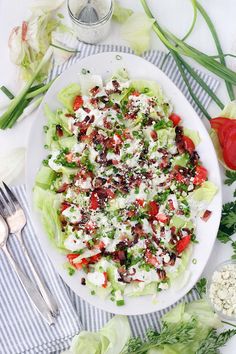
121,13,155,55
67,316,131,354
69,331,102,354
210,100,236,171
35,165,56,189
112,1,133,23
57,83,81,111
100,316,131,354
192,181,218,202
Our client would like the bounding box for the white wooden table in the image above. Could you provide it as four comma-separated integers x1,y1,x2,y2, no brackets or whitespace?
0,1,235,352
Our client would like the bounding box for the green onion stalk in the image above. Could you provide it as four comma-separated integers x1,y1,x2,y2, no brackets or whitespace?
140,0,235,118
0,47,53,129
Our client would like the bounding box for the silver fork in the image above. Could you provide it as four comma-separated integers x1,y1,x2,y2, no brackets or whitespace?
0,182,59,317
0,214,54,325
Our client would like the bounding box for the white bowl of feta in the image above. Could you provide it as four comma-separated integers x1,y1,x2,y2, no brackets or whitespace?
207,260,236,320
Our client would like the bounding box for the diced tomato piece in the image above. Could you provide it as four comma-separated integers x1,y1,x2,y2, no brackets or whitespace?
136,198,144,207
106,189,115,199
102,272,108,288
193,165,208,185
113,133,122,144
61,202,71,211
168,199,175,210
156,213,169,224
132,91,140,96
150,130,157,140
169,113,181,126
145,249,159,267
149,201,159,216
66,152,73,163
21,21,28,41
176,235,191,254
89,254,101,263
201,210,212,222
67,254,79,263
183,135,195,154
223,128,236,170
90,191,99,210
67,254,88,269
95,241,105,250
73,95,83,111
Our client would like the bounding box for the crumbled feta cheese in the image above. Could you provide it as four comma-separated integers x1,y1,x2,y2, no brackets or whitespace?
87,272,105,286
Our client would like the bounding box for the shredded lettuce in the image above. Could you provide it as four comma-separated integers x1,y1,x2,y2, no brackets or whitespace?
112,1,133,24
121,13,155,55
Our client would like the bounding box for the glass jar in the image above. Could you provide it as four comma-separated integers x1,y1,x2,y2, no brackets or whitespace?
67,0,113,44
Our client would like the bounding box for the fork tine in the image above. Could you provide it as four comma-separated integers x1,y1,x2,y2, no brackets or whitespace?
0,186,16,214
2,182,20,210
0,197,11,218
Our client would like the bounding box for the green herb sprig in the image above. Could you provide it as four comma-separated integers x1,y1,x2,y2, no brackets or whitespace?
196,329,236,354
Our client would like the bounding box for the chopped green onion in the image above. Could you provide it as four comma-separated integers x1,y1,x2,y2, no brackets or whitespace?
0,86,14,100
116,299,125,306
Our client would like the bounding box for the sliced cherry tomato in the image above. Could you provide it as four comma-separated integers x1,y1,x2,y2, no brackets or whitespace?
136,198,144,207
176,235,191,254
223,128,236,170
61,202,71,211
169,113,181,126
183,135,195,154
73,95,83,111
21,21,28,41
193,165,208,185
149,201,159,216
102,272,108,288
218,121,236,147
156,213,169,224
90,191,99,210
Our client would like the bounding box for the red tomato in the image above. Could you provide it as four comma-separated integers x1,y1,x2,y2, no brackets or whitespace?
193,165,208,185
67,254,88,269
132,91,140,96
150,130,157,140
168,199,175,211
223,128,236,170
90,191,99,210
149,201,159,216
156,213,169,224
210,117,233,131
218,121,236,147
113,133,122,145
102,272,108,288
61,202,70,211
169,113,181,126
145,249,159,267
89,254,101,263
136,198,144,207
176,235,191,254
183,136,195,154
21,21,28,41
73,95,83,111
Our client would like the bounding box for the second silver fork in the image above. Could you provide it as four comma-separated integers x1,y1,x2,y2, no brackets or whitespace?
0,182,59,317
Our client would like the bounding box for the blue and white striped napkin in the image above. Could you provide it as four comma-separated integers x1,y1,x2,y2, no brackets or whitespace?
0,44,219,354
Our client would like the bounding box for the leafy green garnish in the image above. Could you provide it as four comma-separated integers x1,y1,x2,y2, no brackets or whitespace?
196,329,236,354
225,170,236,186
195,278,207,298
217,201,236,260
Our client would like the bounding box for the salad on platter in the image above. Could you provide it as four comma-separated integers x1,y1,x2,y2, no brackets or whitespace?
34,68,218,306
